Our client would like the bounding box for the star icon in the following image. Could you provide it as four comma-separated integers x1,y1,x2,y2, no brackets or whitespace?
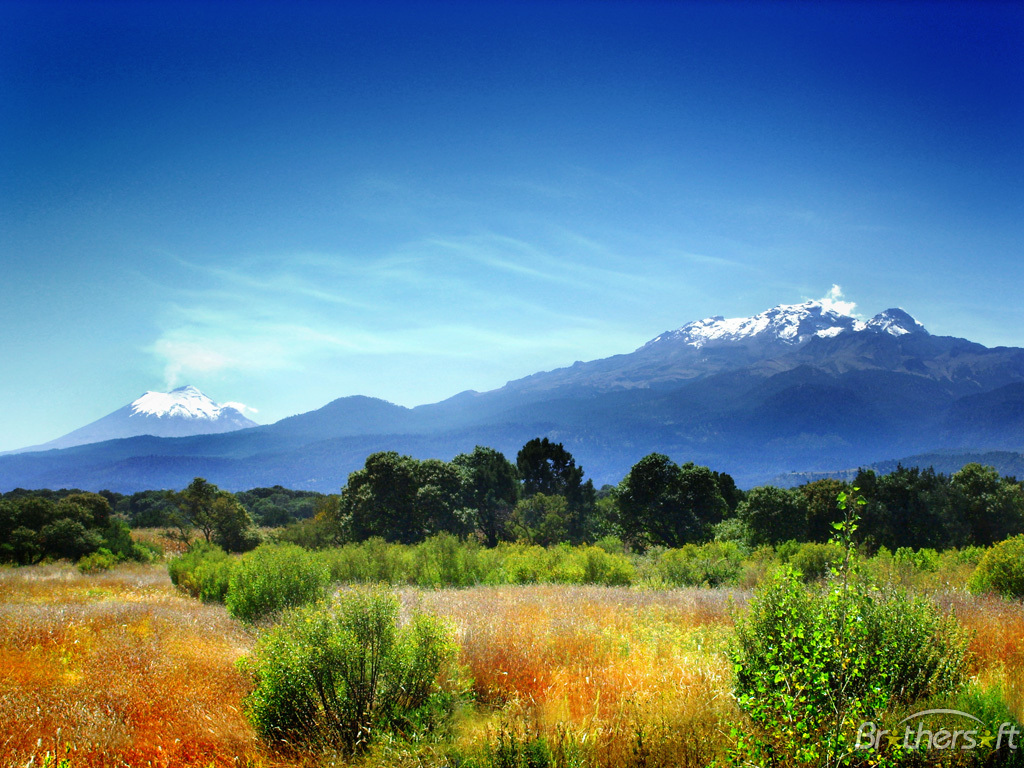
886,733,902,748
979,732,996,748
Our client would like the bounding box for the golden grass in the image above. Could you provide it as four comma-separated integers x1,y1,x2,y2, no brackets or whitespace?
3,563,1023,768
400,585,746,767
937,590,1024,722
0,563,264,767
129,528,189,557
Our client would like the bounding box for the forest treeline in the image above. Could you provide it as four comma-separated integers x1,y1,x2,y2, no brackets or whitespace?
278,439,1024,554
3,437,1024,565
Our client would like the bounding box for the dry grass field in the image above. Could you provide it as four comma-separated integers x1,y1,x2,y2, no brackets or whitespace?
2,562,1023,767
407,585,742,767
0,563,262,767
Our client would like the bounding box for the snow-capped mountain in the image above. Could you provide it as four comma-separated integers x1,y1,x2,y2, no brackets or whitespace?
643,301,927,350
503,298,933,394
4,294,1024,492
8,385,258,453
129,385,245,422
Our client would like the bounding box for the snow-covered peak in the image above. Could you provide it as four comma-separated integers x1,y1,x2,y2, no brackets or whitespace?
645,299,858,350
643,299,928,351
858,308,929,337
130,385,244,421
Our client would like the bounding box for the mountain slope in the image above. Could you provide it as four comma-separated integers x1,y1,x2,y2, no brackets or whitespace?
2,299,1024,492
9,385,258,453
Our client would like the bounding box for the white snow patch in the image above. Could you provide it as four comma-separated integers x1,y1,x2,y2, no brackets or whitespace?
130,385,227,420
642,289,927,352
815,326,846,339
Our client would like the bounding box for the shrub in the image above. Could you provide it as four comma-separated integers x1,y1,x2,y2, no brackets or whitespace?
486,722,556,768
317,537,411,584
77,547,118,574
573,545,634,586
101,519,157,562
194,556,237,603
893,545,940,572
730,569,971,766
729,488,972,766
410,533,485,587
497,543,549,584
226,543,330,623
168,540,230,598
788,541,843,582
656,541,743,587
970,534,1024,599
240,588,463,753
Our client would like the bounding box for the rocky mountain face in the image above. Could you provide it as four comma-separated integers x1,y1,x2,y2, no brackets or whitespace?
3,301,1024,492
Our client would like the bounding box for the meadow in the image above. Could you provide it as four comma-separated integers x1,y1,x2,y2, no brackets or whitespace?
3,546,1024,768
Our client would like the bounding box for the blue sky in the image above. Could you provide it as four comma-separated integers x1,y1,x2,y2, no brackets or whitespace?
1,0,1022,450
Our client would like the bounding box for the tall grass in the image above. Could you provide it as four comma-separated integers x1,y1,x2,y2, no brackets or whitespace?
0,563,263,767
4,559,1023,768
405,585,743,767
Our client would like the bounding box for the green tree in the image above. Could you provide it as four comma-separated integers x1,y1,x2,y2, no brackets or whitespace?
453,446,519,547
517,437,596,542
343,452,424,543
950,463,1024,546
39,516,103,561
738,486,809,547
169,478,259,552
59,492,112,529
0,494,121,564
615,454,726,549
210,493,261,552
509,493,570,546
169,477,220,543
860,465,960,550
416,458,470,536
799,478,848,542
713,469,744,513
517,437,580,497
0,497,56,564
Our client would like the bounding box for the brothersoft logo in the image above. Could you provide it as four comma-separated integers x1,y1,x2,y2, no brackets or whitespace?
856,709,1021,753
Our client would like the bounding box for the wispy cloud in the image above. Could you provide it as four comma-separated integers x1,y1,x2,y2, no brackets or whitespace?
147,219,746,392
222,401,258,415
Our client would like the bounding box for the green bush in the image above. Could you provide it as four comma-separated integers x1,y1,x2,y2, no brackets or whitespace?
101,519,158,562
893,546,940,572
788,541,843,582
77,547,118,574
497,543,549,584
487,723,556,768
226,543,330,623
409,533,486,587
970,535,1024,599
572,545,634,586
318,537,412,584
194,556,237,603
594,534,625,555
168,541,229,598
240,588,463,753
656,541,743,587
730,567,971,766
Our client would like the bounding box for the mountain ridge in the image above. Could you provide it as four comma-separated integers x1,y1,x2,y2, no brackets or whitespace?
3,296,1023,492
